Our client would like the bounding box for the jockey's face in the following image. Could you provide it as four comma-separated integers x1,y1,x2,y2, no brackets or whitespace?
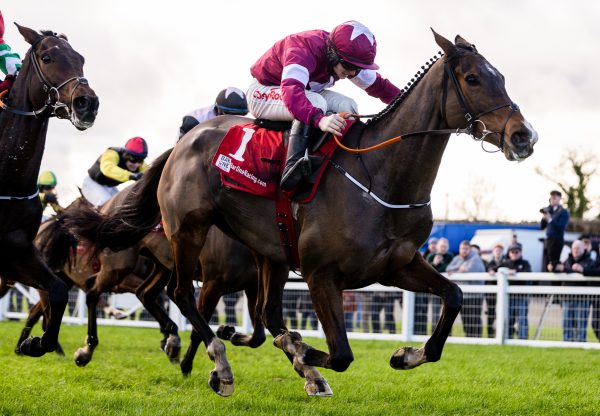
126,160,142,172
333,63,359,79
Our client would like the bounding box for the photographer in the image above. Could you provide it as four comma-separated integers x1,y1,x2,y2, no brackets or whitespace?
540,190,570,269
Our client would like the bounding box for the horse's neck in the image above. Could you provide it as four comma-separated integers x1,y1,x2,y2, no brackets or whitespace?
0,61,50,195
357,65,449,203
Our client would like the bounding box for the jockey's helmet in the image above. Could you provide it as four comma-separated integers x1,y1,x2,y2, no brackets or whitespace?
37,170,57,187
215,87,248,115
124,136,148,159
328,21,379,70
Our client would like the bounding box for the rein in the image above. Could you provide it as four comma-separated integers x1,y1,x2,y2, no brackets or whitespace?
333,49,519,154
327,47,521,209
0,37,88,118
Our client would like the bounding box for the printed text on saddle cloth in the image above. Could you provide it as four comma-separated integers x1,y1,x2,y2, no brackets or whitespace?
212,123,286,199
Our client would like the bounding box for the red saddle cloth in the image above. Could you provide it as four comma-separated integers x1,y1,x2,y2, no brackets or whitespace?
212,123,285,199
212,121,356,200
211,120,356,269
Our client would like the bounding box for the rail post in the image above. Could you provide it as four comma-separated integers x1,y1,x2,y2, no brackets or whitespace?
495,268,509,345
402,290,415,342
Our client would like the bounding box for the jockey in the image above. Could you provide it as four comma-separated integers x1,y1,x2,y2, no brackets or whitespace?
248,20,400,190
82,137,149,207
0,11,22,94
37,170,63,217
178,87,248,140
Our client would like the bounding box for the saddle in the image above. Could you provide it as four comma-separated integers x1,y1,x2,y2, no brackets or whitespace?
211,118,358,269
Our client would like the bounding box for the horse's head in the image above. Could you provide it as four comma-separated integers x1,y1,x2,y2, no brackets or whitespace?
15,23,99,130
432,30,538,161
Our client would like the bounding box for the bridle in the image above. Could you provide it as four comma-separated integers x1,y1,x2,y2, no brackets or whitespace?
440,47,519,153
0,35,88,119
330,45,522,209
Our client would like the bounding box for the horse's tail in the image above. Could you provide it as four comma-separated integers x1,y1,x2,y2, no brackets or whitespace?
0,277,9,299
63,148,173,252
35,217,77,272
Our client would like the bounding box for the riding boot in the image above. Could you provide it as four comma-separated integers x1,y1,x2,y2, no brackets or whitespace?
280,120,313,191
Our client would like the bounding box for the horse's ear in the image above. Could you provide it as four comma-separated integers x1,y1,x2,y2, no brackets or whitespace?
454,35,470,46
14,23,43,46
431,28,456,57
455,34,477,52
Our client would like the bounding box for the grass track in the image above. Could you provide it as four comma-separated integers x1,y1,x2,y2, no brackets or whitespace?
0,322,598,415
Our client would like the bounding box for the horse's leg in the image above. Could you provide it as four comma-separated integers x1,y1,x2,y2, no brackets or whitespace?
228,285,267,348
132,265,180,362
15,298,44,355
383,253,462,370
259,260,333,396
180,279,221,377
72,273,101,366
170,229,233,396
12,246,68,357
280,269,354,374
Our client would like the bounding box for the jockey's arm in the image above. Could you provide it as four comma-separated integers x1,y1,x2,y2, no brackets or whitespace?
99,149,136,183
350,70,401,104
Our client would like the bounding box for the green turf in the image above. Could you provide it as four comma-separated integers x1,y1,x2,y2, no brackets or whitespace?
0,321,598,415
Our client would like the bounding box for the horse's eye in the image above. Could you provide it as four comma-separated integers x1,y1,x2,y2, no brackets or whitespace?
465,74,478,85
41,54,52,64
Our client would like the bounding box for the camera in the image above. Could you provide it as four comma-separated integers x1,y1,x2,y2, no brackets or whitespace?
539,206,551,214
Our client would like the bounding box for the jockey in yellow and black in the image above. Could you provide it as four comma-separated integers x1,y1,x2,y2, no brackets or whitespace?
37,170,63,219
82,137,148,207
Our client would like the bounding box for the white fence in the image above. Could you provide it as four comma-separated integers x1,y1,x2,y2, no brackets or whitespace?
1,270,599,349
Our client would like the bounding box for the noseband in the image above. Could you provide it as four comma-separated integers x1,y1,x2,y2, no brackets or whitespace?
0,36,88,118
441,49,519,153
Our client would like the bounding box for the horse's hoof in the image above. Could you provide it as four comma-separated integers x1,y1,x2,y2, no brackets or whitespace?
180,360,193,377
390,346,419,370
216,325,236,341
164,334,181,363
305,377,334,397
208,370,234,397
14,346,23,355
19,337,47,358
74,347,92,367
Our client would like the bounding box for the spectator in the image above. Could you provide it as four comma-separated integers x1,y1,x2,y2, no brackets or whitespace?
548,240,594,342
414,237,453,334
423,237,438,258
299,291,318,330
178,88,248,140
540,190,570,270
485,243,506,338
223,292,241,326
581,259,600,342
370,292,398,333
447,240,486,337
282,290,299,328
343,291,357,332
500,244,532,339
580,234,598,262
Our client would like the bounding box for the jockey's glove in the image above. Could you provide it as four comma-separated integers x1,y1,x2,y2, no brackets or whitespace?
129,172,143,181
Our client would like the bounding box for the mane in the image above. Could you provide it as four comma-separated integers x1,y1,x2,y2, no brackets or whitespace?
366,51,443,127
39,30,68,41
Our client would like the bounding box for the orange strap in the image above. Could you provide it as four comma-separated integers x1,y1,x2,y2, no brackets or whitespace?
332,112,404,154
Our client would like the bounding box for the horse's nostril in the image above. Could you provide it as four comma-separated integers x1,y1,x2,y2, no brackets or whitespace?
511,131,530,148
74,96,90,111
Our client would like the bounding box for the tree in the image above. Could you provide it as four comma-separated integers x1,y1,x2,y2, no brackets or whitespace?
454,176,496,221
535,148,596,219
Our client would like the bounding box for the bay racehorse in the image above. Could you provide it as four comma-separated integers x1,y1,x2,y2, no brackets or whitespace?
63,31,537,395
57,181,282,378
0,24,98,357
